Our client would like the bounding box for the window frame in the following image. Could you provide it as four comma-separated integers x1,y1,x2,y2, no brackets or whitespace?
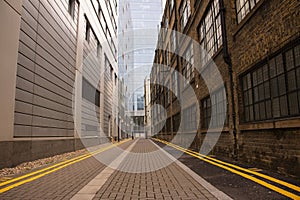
172,69,179,99
169,0,174,18
179,0,191,32
82,77,100,107
84,16,91,42
198,0,222,61
182,42,194,87
241,42,300,123
201,87,228,129
182,104,197,131
68,0,79,21
235,0,261,24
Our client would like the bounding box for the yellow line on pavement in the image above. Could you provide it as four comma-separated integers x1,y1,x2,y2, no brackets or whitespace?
0,152,92,187
0,139,130,193
248,168,262,172
165,140,300,192
154,138,300,200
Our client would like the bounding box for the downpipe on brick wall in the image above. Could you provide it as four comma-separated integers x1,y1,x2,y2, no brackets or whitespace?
219,0,238,160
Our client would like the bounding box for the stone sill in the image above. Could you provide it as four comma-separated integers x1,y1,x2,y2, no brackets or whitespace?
200,126,229,134
240,117,300,131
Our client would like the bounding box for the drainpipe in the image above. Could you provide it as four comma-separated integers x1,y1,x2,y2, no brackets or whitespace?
219,0,238,159
173,0,182,145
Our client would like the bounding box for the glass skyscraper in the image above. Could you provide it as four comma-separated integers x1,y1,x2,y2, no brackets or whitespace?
119,0,164,136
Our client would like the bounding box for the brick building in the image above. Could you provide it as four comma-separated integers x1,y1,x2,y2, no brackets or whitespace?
150,0,300,177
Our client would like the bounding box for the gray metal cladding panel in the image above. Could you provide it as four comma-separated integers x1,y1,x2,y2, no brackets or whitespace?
15,100,33,115
32,105,73,122
37,11,76,56
22,0,39,19
35,45,75,77
37,24,75,65
21,5,38,31
32,116,73,129
17,62,35,80
36,36,74,72
15,88,33,104
33,84,72,108
44,0,77,36
16,75,34,93
17,53,35,71
14,0,76,137
14,113,33,126
31,127,74,137
34,74,72,101
19,30,36,51
18,41,36,62
20,20,37,43
33,95,72,115
27,0,39,11
14,125,32,137
39,0,77,46
35,53,75,82
34,63,73,92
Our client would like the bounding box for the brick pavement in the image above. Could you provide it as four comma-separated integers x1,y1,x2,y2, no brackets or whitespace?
0,141,133,200
75,138,231,200
0,139,231,200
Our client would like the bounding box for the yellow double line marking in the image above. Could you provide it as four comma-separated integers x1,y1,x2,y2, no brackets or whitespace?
153,138,300,200
0,139,130,194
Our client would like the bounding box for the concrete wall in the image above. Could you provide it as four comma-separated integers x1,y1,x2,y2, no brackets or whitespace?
0,0,22,141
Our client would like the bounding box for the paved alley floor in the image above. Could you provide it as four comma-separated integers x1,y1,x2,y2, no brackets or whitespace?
0,139,231,200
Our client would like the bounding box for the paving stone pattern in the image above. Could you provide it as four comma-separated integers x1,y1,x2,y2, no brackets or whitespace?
0,141,134,200
93,139,217,200
0,139,218,200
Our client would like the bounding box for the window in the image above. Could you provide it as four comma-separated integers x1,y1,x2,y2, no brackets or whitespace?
170,29,177,53
98,6,102,19
137,95,144,110
172,113,180,132
97,41,102,58
166,81,170,105
164,18,169,29
201,87,227,128
82,77,100,107
68,0,79,21
99,10,106,30
166,118,172,132
110,66,113,80
182,43,194,87
172,70,179,97
169,0,174,17
183,104,197,131
242,43,300,122
166,45,170,66
105,55,112,80
91,0,99,15
113,0,117,13
90,31,98,48
199,0,222,62
180,0,191,31
84,16,91,42
236,0,260,23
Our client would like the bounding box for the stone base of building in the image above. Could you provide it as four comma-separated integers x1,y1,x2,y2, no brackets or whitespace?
194,130,300,179
154,129,300,179
238,129,300,179
0,137,109,169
